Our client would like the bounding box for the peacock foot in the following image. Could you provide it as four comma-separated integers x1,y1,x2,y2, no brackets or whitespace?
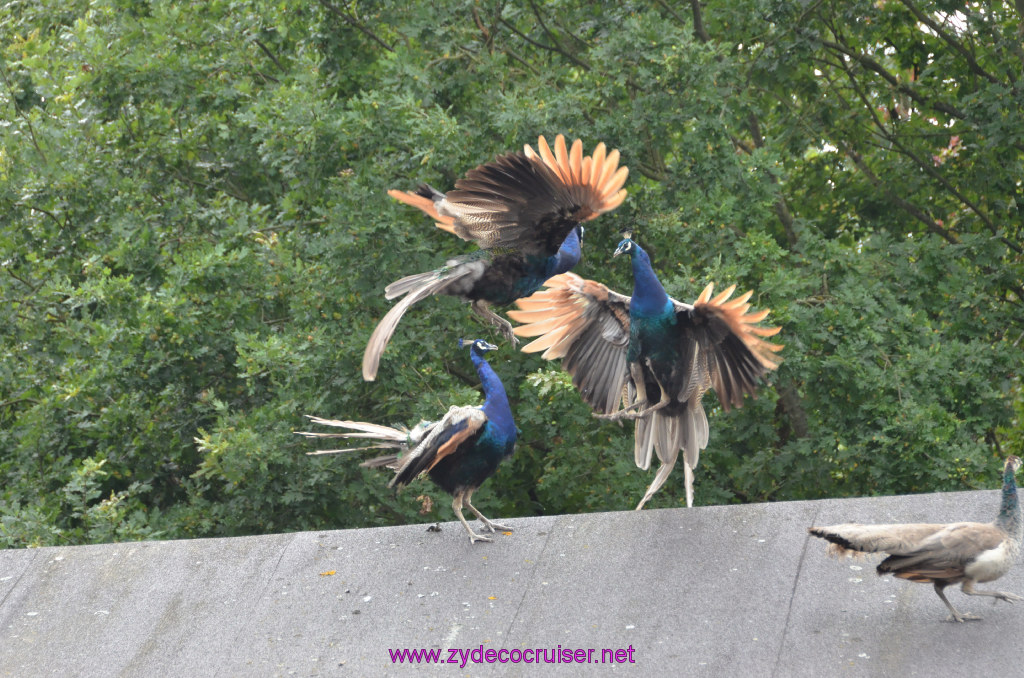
479,519,514,533
467,531,494,544
946,612,982,623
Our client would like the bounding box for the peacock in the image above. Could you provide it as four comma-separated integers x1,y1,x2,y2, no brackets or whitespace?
808,455,1023,622
362,134,628,381
507,235,782,509
300,339,517,544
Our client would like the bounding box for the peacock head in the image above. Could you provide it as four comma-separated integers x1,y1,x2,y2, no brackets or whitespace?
1007,456,1022,475
613,231,635,258
459,338,498,354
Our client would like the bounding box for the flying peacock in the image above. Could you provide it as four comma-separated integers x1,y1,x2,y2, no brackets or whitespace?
507,235,782,509
300,339,517,544
362,134,628,381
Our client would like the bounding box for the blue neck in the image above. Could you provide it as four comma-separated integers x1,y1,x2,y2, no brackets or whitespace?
471,347,513,423
547,226,582,277
629,243,672,317
998,462,1022,536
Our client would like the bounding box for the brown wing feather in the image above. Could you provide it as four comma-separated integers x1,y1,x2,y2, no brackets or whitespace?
392,134,628,257
386,189,458,236
427,411,486,472
509,272,631,413
389,406,483,488
680,282,783,410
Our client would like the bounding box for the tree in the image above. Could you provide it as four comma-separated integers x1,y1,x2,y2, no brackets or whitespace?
1,0,1020,547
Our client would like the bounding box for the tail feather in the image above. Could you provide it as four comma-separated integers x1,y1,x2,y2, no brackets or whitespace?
304,443,404,456
363,268,474,381
634,402,709,509
384,270,444,301
634,415,655,470
807,524,948,556
297,416,412,455
300,416,408,440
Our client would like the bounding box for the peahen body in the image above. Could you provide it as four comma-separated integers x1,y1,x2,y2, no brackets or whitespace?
300,339,517,544
808,455,1024,622
508,236,782,509
362,134,628,381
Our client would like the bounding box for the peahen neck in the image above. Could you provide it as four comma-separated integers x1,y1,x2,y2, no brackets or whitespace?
996,460,1022,538
628,243,673,317
547,226,582,278
470,348,514,429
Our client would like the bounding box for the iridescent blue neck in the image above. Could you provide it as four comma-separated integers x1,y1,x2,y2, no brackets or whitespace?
629,243,672,317
547,226,582,277
997,462,1022,536
471,348,512,420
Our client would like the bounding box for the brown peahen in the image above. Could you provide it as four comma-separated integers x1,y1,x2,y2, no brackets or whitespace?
808,455,1024,622
362,134,628,381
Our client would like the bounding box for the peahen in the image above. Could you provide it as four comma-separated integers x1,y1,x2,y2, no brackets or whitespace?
507,235,782,509
362,134,628,381
300,339,517,544
808,455,1023,622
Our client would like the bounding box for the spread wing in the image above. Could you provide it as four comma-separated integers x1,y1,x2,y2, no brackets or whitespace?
388,135,628,257
508,272,632,414
390,406,486,489
673,283,783,410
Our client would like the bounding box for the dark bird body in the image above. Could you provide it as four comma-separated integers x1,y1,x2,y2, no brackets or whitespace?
362,134,628,381
809,456,1023,622
301,339,516,544
508,237,782,509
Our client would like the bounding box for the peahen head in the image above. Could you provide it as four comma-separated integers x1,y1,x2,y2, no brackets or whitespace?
458,338,498,354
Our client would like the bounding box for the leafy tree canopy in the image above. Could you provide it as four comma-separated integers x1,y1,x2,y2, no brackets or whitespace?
1,0,1021,547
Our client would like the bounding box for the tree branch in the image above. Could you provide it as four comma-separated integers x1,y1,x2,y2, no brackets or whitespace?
252,37,285,73
319,0,394,53
688,0,711,43
897,0,1001,86
819,37,969,123
832,50,1019,254
841,142,959,245
500,15,590,71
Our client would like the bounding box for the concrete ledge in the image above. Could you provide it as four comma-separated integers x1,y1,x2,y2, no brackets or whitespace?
2,490,1021,677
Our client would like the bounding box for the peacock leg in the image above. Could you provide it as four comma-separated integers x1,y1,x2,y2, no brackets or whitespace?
598,367,672,421
595,363,650,420
452,488,493,544
960,580,1023,604
935,583,980,622
471,300,519,346
463,487,514,533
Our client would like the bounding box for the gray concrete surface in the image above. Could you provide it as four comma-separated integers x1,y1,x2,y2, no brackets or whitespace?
2,490,1022,677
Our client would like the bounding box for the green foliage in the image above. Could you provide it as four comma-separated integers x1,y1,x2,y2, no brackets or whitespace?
1,0,1021,547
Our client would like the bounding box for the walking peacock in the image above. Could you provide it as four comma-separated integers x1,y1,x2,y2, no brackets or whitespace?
362,134,628,381
507,235,782,509
300,339,517,544
808,456,1023,622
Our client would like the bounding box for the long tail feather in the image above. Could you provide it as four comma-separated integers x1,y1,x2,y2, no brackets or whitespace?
634,403,709,509
363,270,471,381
